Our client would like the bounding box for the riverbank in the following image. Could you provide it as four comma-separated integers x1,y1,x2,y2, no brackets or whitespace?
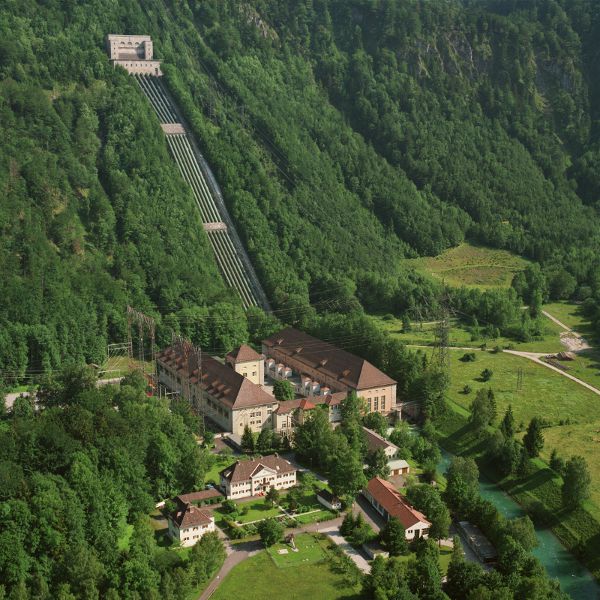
436,403,600,595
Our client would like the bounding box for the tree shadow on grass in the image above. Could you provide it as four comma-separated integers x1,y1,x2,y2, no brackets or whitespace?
443,423,488,457
506,468,555,497
581,531,600,576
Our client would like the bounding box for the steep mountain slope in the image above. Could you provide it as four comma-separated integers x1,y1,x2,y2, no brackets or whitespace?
2,0,600,378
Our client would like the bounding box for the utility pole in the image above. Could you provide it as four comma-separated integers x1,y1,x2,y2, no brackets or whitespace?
516,367,523,392
126,306,156,373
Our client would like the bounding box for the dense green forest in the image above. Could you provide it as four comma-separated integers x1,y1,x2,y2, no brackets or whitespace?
2,0,600,372
0,369,225,599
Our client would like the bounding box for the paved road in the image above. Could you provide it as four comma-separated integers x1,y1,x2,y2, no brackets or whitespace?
354,496,385,533
319,526,371,574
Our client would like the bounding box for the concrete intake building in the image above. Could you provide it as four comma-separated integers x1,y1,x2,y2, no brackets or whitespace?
262,327,397,415
106,34,162,75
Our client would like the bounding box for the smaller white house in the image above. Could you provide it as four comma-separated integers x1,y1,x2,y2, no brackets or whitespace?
363,477,430,541
220,455,297,499
316,489,342,511
168,503,215,547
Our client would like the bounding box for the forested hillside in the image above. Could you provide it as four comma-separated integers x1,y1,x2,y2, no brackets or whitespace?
2,0,600,379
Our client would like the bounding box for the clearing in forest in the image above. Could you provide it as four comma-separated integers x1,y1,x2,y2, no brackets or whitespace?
405,242,529,289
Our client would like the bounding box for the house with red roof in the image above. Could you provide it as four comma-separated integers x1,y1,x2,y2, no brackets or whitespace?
219,455,297,499
363,477,431,540
167,503,215,547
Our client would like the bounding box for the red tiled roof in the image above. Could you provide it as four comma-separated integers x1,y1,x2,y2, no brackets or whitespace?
220,455,296,484
362,427,399,454
157,346,275,409
262,328,396,390
320,392,347,407
175,489,222,504
275,398,317,415
170,503,213,529
226,344,262,363
365,478,430,530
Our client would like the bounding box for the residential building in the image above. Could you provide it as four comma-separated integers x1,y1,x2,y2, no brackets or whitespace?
219,455,297,499
262,327,397,415
363,427,399,459
157,341,277,434
363,477,431,540
317,489,342,511
225,344,264,386
167,503,215,547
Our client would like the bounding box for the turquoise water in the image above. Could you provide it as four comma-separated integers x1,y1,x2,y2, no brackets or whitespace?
438,451,600,599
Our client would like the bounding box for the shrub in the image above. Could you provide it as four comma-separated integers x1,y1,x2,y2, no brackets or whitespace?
221,500,237,513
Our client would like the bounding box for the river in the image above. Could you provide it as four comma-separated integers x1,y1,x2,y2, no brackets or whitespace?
438,451,600,599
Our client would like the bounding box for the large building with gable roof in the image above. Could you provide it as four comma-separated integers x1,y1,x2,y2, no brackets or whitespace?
363,477,430,540
157,341,277,434
219,454,297,499
262,327,397,415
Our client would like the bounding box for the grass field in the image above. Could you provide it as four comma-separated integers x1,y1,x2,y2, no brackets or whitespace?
212,536,361,600
543,302,590,333
542,420,600,510
445,348,599,427
266,534,324,568
205,454,236,485
372,314,564,354
405,242,529,289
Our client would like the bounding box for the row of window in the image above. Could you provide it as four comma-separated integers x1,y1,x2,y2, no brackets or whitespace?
368,396,386,411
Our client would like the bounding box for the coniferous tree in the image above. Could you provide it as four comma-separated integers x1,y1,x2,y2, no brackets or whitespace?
523,417,544,458
500,405,515,438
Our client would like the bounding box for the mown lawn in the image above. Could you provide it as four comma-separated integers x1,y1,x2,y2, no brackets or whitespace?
266,533,324,568
212,537,361,600
443,347,600,524
293,509,338,525
542,420,600,510
204,454,236,485
404,242,529,289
